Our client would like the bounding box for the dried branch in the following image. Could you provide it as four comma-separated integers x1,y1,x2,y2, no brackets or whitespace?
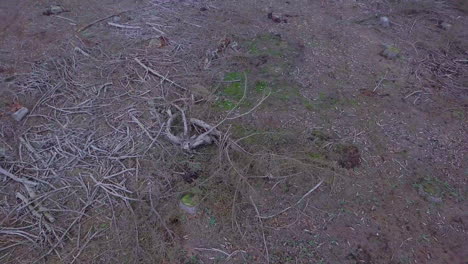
258,179,324,219
0,166,38,186
134,58,186,90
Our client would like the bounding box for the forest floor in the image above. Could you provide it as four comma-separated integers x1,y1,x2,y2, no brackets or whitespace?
0,0,467,263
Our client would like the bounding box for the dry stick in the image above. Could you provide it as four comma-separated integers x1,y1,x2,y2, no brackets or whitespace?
165,110,182,145
198,73,271,139
172,104,189,137
33,201,94,264
54,15,77,23
231,176,249,240
249,196,269,264
194,248,246,260
24,83,61,123
258,179,324,219
74,47,92,58
23,185,56,223
149,188,174,241
130,113,155,141
146,23,166,35
0,166,38,186
405,90,422,98
77,10,132,32
0,231,37,244
165,107,221,150
15,193,53,234
143,124,166,155
107,22,141,29
134,58,186,90
70,228,103,264
373,70,389,92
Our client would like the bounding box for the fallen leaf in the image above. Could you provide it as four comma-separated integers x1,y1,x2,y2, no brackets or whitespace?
10,102,23,112
159,36,169,48
216,38,231,53
359,89,377,97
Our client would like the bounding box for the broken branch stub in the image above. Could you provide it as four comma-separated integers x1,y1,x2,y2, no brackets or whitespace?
165,109,220,151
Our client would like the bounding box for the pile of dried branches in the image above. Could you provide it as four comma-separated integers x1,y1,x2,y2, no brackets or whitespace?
0,34,272,262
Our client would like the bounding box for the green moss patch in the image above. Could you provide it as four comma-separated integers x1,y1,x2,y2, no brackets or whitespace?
181,193,197,207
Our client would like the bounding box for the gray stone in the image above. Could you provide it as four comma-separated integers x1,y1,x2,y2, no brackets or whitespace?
179,201,197,214
0,147,6,159
379,16,390,28
50,5,64,14
418,185,442,203
11,107,29,121
381,45,400,60
440,22,452,30
148,38,162,48
43,5,65,15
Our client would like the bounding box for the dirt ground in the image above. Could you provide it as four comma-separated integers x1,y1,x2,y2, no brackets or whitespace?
1,0,467,263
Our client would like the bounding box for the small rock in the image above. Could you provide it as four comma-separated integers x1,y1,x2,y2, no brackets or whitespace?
148,38,162,47
4,76,15,82
11,107,29,121
0,146,13,161
381,45,400,60
0,147,6,159
439,21,452,30
267,12,287,23
179,193,197,215
43,5,66,16
112,16,121,22
418,185,443,203
191,84,211,98
179,201,197,214
379,16,390,28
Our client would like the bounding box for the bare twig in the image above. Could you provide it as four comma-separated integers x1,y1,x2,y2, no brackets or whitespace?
15,192,54,235
165,108,221,151
249,195,269,264
70,228,104,264
107,22,141,29
258,179,324,219
198,73,271,139
194,247,247,261
0,166,38,186
373,70,389,92
77,10,133,32
134,58,186,90
149,188,174,241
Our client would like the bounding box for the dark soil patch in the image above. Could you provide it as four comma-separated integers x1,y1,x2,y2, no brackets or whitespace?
336,144,361,169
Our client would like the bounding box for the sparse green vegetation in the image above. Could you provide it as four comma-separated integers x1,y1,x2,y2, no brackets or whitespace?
308,152,326,160
181,193,197,207
247,33,287,57
215,98,236,110
414,176,463,202
254,80,269,92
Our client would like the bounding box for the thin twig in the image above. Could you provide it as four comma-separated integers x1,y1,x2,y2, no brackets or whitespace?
259,179,324,219
77,10,133,32
149,188,174,241
0,166,38,186
198,73,271,138
373,70,389,92
249,195,269,264
194,247,247,260
107,22,141,29
134,58,186,90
